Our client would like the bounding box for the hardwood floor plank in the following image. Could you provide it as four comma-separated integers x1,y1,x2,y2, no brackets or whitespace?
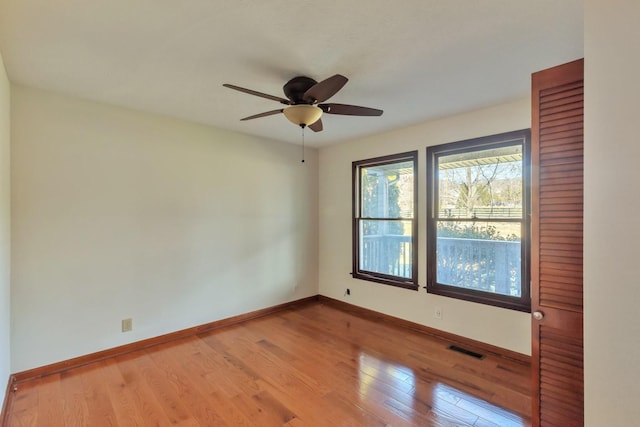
124,351,200,426
33,375,64,427
111,354,172,426
59,366,95,426
75,363,120,426
187,333,260,398
319,391,390,427
210,332,328,403
99,359,148,426
231,389,297,426
329,361,426,426
145,341,230,426
8,380,41,426
5,302,531,426
152,338,256,426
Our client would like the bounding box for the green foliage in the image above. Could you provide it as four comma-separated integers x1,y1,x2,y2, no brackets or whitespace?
438,222,519,241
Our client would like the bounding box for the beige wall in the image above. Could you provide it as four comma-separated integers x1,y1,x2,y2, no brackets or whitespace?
0,52,10,404
318,98,531,355
584,0,640,423
10,85,319,372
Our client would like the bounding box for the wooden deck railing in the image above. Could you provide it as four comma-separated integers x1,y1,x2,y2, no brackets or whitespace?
437,237,521,296
361,235,413,278
361,235,520,296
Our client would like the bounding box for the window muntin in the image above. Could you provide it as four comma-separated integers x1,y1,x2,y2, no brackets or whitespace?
427,130,530,311
353,151,418,289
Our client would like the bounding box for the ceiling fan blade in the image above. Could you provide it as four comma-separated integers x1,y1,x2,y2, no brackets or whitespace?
319,103,383,116
240,109,284,121
223,84,290,105
308,118,323,132
303,74,348,103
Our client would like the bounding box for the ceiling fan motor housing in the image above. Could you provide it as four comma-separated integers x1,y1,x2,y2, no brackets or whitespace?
283,76,318,104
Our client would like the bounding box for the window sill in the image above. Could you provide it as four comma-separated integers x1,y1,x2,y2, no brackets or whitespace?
427,284,531,312
353,272,419,291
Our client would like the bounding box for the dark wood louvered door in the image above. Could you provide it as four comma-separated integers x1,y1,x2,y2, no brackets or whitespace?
531,59,584,426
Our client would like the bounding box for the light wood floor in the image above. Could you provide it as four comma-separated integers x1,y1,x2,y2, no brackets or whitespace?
5,302,531,426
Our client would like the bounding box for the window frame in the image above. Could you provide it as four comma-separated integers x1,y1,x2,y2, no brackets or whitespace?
352,151,419,290
426,130,531,312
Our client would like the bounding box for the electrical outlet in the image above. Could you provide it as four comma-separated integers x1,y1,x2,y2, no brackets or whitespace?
122,318,133,332
434,307,443,320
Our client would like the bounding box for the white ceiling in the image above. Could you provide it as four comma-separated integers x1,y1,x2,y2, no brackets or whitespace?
0,0,583,147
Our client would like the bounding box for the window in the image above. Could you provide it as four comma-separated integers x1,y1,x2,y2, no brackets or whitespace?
426,130,531,311
353,151,418,290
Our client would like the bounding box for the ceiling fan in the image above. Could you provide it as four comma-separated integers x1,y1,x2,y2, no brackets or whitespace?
223,74,383,132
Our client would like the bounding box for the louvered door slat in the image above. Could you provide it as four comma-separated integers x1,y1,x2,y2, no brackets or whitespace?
539,128,582,141
540,107,583,122
540,89,582,104
538,163,582,178
531,59,584,426
541,147,582,157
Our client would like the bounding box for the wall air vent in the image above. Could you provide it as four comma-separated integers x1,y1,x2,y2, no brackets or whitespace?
448,345,485,360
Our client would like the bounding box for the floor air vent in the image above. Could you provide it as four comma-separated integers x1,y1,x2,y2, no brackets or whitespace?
448,345,485,360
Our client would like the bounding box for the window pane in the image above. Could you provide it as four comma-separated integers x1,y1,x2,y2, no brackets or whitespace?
427,130,530,311
353,151,418,289
360,220,413,279
436,221,521,296
438,145,522,219
361,161,414,218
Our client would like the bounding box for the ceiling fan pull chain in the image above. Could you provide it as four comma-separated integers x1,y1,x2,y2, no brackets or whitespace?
301,125,305,163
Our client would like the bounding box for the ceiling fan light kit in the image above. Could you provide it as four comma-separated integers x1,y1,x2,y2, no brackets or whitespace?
223,74,383,133
283,105,323,128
